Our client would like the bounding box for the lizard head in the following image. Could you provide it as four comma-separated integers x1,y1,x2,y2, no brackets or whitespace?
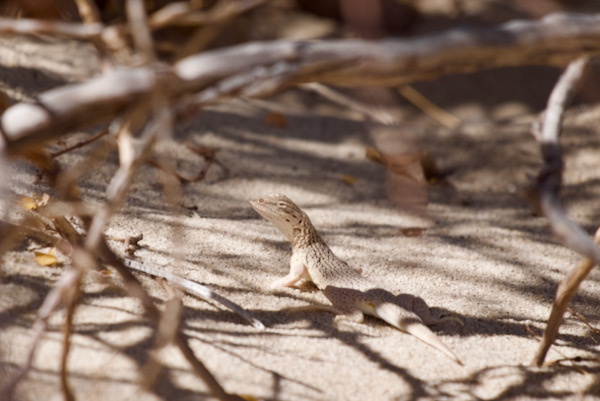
250,193,308,242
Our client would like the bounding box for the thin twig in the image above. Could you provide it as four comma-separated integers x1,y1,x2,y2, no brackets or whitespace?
397,85,461,129
568,307,600,341
175,142,228,183
51,128,109,159
59,275,78,401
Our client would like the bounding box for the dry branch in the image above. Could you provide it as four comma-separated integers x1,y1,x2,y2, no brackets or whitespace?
2,12,600,155
126,0,156,63
1,68,156,153
0,17,104,39
1,266,81,400
149,0,266,29
100,243,245,401
528,56,600,367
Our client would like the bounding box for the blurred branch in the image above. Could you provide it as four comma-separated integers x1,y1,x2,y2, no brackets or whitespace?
1,266,82,400
149,0,266,29
3,6,600,398
0,17,104,39
3,12,600,155
528,56,599,367
73,0,101,24
126,0,156,63
99,242,246,401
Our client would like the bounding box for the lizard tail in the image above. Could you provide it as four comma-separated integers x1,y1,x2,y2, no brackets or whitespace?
375,303,463,365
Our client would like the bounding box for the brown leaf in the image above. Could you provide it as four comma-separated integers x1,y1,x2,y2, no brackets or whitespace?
17,195,37,210
399,227,425,237
420,151,447,183
340,174,357,186
264,111,288,128
365,146,384,165
16,193,50,210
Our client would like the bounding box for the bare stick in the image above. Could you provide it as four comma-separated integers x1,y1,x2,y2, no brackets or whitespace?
149,0,266,29
59,279,78,401
0,17,103,39
175,143,227,183
529,56,598,366
300,82,398,124
73,0,102,24
99,241,244,401
2,68,156,154
172,0,266,59
126,0,156,63
174,331,246,401
141,290,182,390
397,85,461,129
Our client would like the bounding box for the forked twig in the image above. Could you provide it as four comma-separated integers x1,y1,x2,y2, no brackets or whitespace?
528,56,598,367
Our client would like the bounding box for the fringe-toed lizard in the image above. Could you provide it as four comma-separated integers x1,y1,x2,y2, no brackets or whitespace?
250,193,462,365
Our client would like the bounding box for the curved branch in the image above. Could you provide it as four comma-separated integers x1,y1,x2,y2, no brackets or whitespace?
528,56,598,367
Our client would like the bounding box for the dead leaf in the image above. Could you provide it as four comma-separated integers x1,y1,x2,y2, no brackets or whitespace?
340,174,357,186
399,227,425,237
365,146,385,165
264,111,288,128
420,151,447,183
34,248,59,267
16,193,50,210
17,195,37,210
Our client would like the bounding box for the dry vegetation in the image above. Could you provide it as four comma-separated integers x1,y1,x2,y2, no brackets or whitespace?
1,1,600,400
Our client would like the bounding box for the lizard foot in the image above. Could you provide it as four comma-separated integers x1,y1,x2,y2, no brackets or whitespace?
334,309,365,324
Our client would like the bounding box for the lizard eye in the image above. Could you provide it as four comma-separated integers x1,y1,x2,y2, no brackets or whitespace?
258,198,264,204
276,201,286,208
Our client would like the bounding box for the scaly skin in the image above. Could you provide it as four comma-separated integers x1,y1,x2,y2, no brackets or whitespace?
250,193,462,364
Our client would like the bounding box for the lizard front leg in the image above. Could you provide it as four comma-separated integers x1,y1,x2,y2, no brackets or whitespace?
269,249,307,289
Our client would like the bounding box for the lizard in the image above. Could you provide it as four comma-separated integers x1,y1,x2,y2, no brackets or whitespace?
250,192,462,364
